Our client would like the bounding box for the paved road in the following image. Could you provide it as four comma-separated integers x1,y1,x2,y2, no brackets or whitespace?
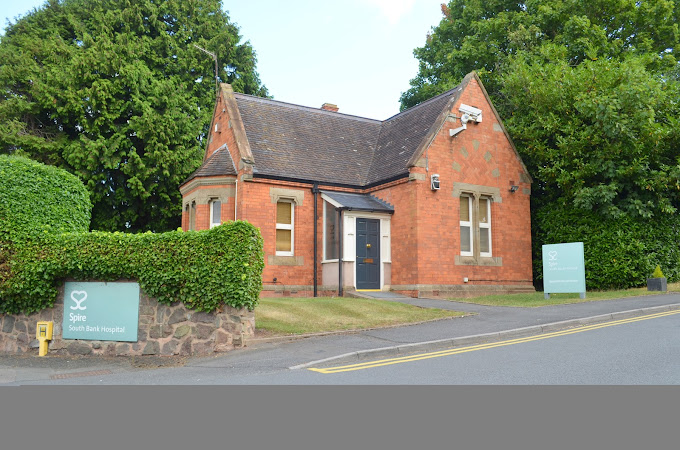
14,307,680,385
303,309,680,384
3,293,680,385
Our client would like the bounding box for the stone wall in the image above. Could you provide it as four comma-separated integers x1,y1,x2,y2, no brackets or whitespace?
0,283,254,356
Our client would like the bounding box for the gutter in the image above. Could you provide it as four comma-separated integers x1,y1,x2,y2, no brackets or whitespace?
251,172,409,190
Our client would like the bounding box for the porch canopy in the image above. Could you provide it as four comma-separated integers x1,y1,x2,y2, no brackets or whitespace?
320,191,394,214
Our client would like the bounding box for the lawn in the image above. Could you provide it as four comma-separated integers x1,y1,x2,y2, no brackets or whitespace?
447,282,680,307
255,296,465,335
255,284,679,336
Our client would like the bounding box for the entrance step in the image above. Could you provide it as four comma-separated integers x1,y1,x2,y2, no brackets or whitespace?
351,290,414,300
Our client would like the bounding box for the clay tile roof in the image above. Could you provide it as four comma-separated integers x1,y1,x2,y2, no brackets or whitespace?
232,84,461,187
367,87,462,185
183,145,236,184
234,94,381,186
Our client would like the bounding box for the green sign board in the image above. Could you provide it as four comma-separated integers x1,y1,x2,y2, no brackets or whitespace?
62,281,140,342
542,242,586,298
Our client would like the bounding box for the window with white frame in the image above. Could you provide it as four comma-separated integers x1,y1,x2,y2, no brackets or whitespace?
459,195,473,256
275,200,294,256
459,194,492,258
323,200,339,260
479,196,492,257
209,199,222,228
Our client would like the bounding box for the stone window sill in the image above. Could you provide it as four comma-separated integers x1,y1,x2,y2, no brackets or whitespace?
268,255,304,266
455,255,503,267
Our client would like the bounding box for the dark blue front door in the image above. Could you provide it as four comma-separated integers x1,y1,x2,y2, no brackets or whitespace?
356,218,380,290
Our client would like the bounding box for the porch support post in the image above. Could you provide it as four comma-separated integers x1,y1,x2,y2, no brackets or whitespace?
338,207,344,297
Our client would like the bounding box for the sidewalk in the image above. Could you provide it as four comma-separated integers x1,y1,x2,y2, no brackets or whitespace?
2,293,679,384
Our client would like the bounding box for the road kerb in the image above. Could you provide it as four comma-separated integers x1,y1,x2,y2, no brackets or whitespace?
291,303,680,370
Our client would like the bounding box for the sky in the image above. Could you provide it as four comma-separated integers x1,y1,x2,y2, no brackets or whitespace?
0,0,446,120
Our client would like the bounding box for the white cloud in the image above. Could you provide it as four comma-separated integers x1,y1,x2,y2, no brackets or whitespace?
365,0,418,25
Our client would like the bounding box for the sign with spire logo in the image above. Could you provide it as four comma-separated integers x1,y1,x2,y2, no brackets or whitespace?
542,242,586,299
62,281,140,342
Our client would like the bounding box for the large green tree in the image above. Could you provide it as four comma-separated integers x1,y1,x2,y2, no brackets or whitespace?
401,0,678,108
0,0,268,232
402,0,680,288
402,0,680,217
499,50,680,218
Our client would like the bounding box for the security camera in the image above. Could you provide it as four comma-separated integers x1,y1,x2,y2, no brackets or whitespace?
459,104,482,122
460,113,471,125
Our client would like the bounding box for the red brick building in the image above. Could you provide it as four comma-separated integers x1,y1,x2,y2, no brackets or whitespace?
180,72,534,298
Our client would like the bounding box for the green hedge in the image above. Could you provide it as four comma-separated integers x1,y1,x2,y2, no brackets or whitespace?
533,206,680,290
0,221,264,315
0,155,91,240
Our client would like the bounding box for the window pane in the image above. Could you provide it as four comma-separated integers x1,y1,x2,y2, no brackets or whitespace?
212,200,221,225
276,229,292,252
460,226,471,252
479,198,488,224
480,228,490,253
324,202,338,259
277,202,292,224
460,196,470,222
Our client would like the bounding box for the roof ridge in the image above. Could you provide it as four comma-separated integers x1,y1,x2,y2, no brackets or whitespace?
233,92,382,124
364,84,461,185
182,144,236,185
382,84,462,122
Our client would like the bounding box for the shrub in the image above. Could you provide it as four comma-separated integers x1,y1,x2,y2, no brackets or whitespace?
0,155,91,240
533,205,680,290
652,265,665,279
0,221,264,315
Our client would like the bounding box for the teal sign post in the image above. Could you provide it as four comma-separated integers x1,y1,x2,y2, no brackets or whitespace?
62,281,140,342
542,242,586,299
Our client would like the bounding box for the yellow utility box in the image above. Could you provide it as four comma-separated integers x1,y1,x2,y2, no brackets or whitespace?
36,321,53,356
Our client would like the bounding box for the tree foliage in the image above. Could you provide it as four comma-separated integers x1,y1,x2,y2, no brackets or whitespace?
501,52,680,218
402,0,680,288
0,0,268,232
401,0,678,108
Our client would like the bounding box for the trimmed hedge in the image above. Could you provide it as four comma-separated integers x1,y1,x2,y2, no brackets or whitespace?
533,206,680,290
0,221,264,315
0,155,91,240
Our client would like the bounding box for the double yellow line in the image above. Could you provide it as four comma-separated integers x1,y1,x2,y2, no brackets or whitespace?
309,309,680,374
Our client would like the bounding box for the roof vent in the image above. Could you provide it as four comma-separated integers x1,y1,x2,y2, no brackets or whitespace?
321,103,339,112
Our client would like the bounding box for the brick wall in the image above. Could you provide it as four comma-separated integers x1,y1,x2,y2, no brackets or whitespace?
385,77,533,294
180,78,533,297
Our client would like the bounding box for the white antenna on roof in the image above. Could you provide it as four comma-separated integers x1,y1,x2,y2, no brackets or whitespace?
193,43,218,91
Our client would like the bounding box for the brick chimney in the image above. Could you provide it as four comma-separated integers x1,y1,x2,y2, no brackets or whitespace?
321,103,339,112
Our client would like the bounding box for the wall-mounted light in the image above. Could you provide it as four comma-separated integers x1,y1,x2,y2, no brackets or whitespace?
509,185,519,193
431,174,440,190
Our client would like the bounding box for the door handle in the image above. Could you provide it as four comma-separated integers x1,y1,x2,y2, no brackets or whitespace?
366,244,371,249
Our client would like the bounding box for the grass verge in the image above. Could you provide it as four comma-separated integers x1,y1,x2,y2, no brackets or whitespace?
255,296,465,335
448,282,680,307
